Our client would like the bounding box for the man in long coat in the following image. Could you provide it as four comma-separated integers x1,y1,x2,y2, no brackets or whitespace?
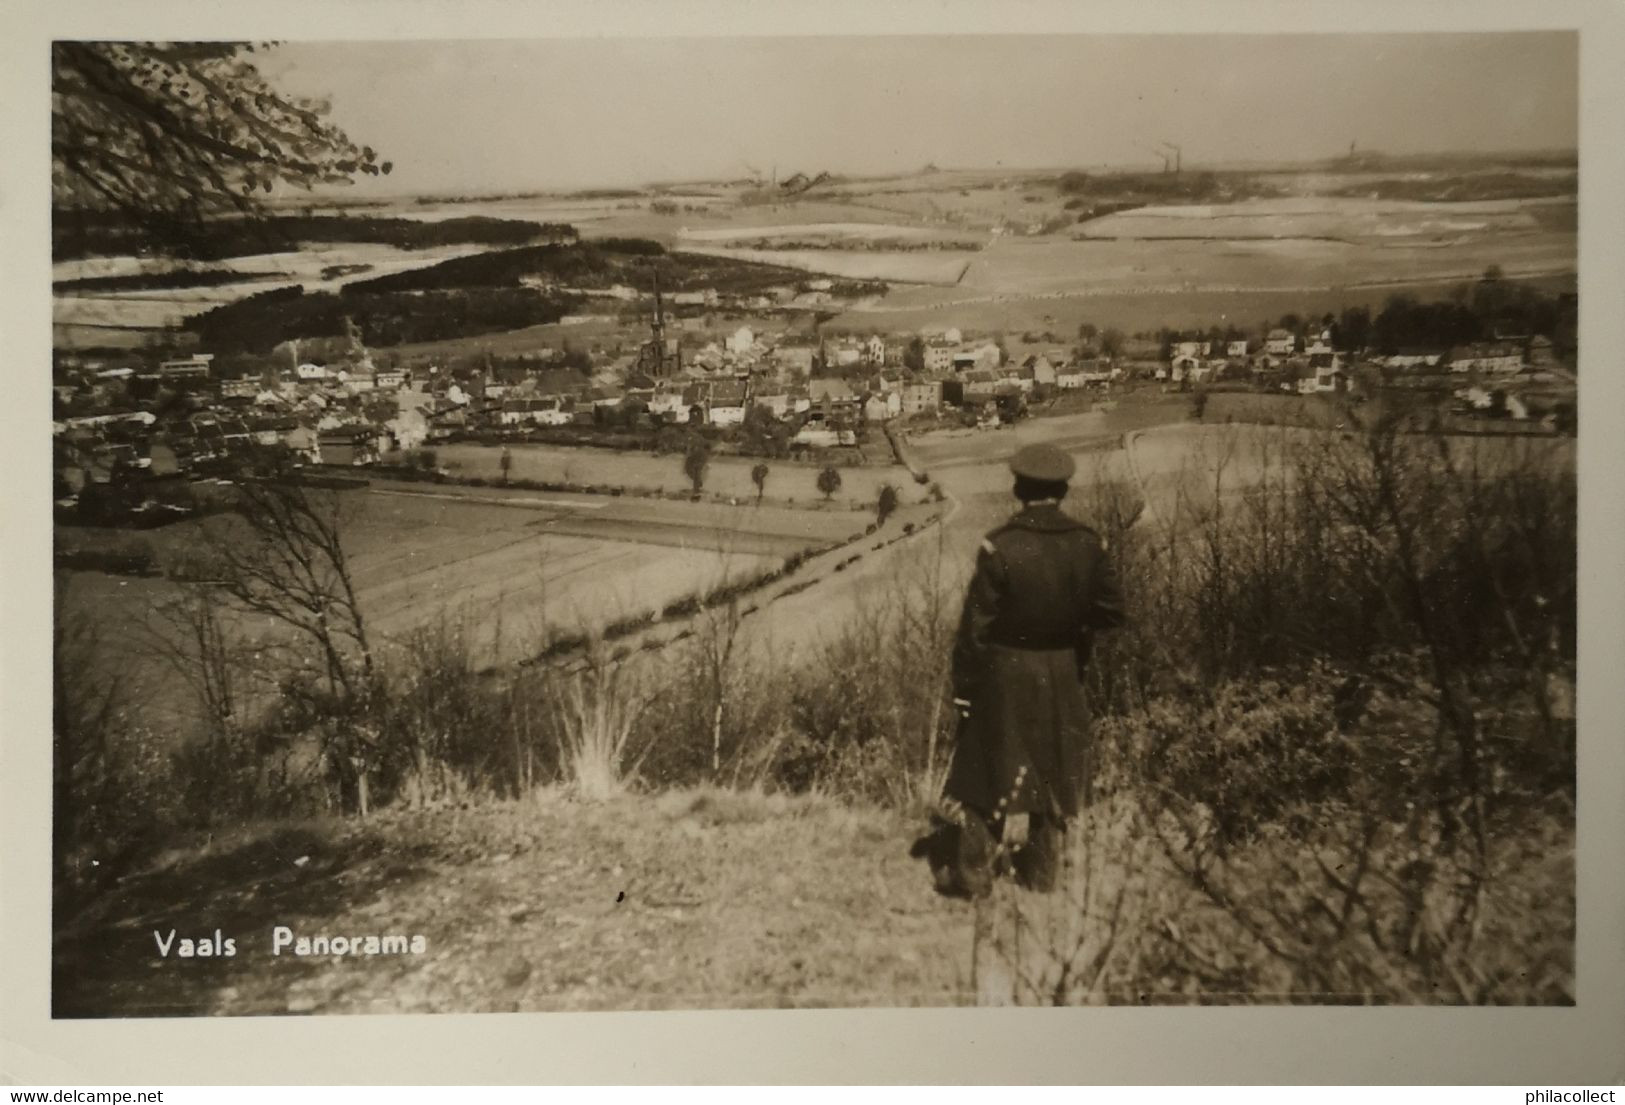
941,442,1126,895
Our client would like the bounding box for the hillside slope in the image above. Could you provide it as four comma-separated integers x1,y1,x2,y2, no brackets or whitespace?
53,789,976,1016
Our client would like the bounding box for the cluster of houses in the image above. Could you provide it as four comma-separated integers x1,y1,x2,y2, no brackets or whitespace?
52,311,1136,498
53,305,1577,503
1150,324,1573,415
54,356,405,491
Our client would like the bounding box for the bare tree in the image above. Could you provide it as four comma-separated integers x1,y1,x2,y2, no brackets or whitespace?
52,42,390,251
144,589,243,744
199,476,379,813
205,479,373,693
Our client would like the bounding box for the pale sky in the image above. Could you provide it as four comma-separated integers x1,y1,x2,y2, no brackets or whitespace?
257,34,1578,194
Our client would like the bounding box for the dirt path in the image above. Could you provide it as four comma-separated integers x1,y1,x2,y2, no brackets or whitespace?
53,790,976,1016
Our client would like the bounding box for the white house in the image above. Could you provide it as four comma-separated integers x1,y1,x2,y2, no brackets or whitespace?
863,391,902,422
295,362,329,382
864,335,886,365
901,380,942,414
1310,352,1349,393
1265,329,1297,356
500,398,547,426
1024,354,1058,387
728,327,756,356
1227,340,1250,358
1055,365,1087,389
793,418,841,449
388,406,431,449
649,390,691,423
1082,359,1117,384
708,382,750,427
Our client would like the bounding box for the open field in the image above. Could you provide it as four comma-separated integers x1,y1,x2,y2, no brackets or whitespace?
56,480,877,740
830,271,1579,336
738,403,1577,666
677,221,977,245
960,218,1573,295
53,240,497,345
55,165,1576,349
677,245,976,285
1078,195,1573,241
432,442,920,509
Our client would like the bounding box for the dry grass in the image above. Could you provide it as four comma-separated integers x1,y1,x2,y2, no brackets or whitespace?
552,653,653,801
54,787,978,1016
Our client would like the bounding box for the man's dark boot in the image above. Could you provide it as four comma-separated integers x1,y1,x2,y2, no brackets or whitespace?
955,808,997,899
1013,815,1064,893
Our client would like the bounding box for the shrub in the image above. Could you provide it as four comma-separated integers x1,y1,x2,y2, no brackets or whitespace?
876,483,900,526
550,653,652,801
816,465,842,501
662,595,701,620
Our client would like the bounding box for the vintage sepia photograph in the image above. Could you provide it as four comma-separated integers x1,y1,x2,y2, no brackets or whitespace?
45,30,1582,1020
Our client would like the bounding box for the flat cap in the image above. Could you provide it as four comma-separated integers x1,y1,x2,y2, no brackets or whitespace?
1008,442,1076,482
